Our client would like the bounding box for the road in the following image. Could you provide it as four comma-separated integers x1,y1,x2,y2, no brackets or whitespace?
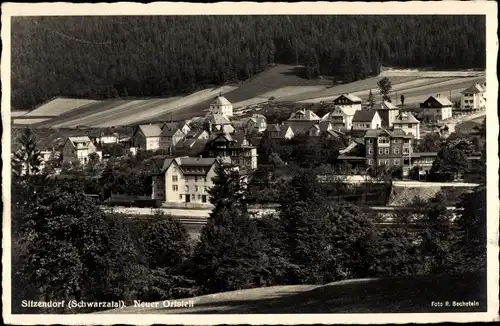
442,110,486,135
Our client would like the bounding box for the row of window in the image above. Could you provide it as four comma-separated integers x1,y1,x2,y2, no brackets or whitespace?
367,138,411,145
367,158,407,166
179,194,208,202
172,185,208,192
172,175,207,182
368,147,410,155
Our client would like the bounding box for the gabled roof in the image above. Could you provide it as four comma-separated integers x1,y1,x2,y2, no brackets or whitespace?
352,110,379,122
283,121,317,135
177,157,218,167
422,95,454,107
461,84,485,94
266,123,281,132
393,112,420,124
363,128,412,139
163,121,186,131
211,96,232,106
288,109,321,121
137,124,163,137
161,124,184,137
318,121,332,131
334,93,363,104
326,129,345,137
68,136,92,144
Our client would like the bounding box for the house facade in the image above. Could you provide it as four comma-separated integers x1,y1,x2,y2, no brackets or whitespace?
352,110,382,130
132,124,163,151
152,157,219,204
460,83,486,112
420,95,453,122
62,136,98,165
364,129,415,176
159,125,186,151
393,112,421,140
375,101,400,128
266,124,295,140
209,96,234,117
331,94,363,128
245,114,268,133
203,133,258,170
321,106,349,130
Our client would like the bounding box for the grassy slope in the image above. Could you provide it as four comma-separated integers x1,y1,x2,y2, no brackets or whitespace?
98,271,486,314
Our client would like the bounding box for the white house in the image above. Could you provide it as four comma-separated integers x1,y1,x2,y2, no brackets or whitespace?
62,136,99,165
321,106,348,129
460,83,486,112
132,124,163,151
245,114,268,133
151,156,220,204
420,94,454,122
393,111,421,140
352,110,382,130
209,96,234,117
332,94,363,114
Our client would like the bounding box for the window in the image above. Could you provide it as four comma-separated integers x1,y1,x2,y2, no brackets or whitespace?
404,139,410,144
367,158,373,165
195,186,199,192
394,159,400,165
185,185,189,192
394,148,400,154
194,176,198,182
378,159,385,166
368,147,373,155
198,194,201,200
204,186,208,191
172,175,178,182
179,194,183,200
407,124,413,128
378,137,389,144
384,148,390,155
403,148,410,154
378,148,384,155
172,185,178,191
366,124,370,128
203,177,207,182
367,139,373,144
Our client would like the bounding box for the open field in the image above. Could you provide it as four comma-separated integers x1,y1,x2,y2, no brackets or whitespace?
97,271,486,314
14,65,486,128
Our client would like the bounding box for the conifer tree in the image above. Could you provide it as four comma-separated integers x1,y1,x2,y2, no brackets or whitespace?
367,89,375,109
191,163,267,294
12,127,42,178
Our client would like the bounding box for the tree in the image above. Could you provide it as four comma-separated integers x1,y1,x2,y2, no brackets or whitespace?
12,127,42,177
453,186,486,272
20,183,111,309
400,94,405,107
367,89,375,109
190,165,267,294
144,214,190,269
377,77,392,102
430,138,474,181
418,133,442,152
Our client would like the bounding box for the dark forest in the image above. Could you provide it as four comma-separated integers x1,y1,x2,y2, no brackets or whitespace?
11,15,485,110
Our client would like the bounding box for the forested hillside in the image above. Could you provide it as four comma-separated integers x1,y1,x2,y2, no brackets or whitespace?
11,15,485,110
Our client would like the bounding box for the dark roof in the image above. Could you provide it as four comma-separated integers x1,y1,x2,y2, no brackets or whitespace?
461,84,485,94
352,110,378,122
412,152,438,158
161,126,183,137
364,128,413,139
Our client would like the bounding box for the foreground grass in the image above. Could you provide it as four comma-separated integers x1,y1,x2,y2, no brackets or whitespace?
98,271,486,314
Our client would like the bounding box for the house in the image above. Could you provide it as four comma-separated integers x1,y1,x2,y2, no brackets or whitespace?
245,114,268,133
420,95,453,122
331,94,363,127
352,110,382,130
321,106,349,130
460,83,486,112
152,157,220,204
163,121,191,135
207,114,234,134
393,111,421,140
173,130,210,157
62,136,99,165
159,123,186,151
202,132,258,170
364,128,415,176
375,101,400,128
209,95,233,117
266,123,295,140
132,124,163,151
411,152,438,173
287,109,321,122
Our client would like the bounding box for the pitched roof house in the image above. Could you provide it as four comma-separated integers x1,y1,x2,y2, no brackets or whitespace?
375,101,400,128
132,124,163,151
288,109,321,122
420,95,454,122
393,111,421,140
62,136,99,164
352,110,382,130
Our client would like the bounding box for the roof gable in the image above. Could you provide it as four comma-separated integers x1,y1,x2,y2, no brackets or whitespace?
352,110,378,122
333,94,362,105
461,84,485,94
137,124,163,137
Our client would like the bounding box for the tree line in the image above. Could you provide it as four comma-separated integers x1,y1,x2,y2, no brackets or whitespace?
12,15,485,110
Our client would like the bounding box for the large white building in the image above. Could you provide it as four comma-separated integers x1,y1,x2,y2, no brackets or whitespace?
209,96,234,117
152,157,220,204
460,83,486,112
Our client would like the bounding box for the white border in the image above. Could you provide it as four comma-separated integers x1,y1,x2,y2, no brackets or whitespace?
2,2,499,324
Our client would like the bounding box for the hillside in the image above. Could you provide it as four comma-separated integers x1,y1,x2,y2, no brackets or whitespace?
12,65,485,128
12,15,485,111
97,272,486,314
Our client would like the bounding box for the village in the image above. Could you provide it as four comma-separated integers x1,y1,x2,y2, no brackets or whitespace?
12,80,486,220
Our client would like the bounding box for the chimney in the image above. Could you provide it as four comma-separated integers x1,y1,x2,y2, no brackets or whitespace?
436,94,441,98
